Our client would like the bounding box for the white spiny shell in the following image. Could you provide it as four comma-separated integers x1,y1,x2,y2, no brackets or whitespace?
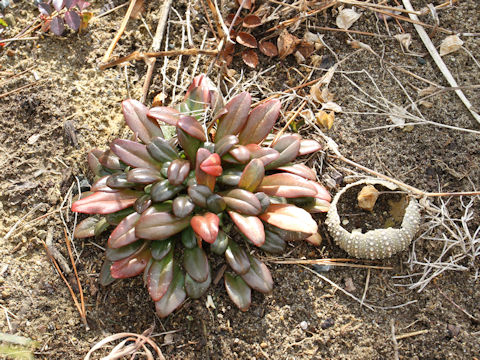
326,179,421,260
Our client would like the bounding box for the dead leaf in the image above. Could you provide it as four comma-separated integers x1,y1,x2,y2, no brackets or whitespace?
131,0,145,19
357,185,379,211
440,35,463,56
310,55,323,67
225,14,242,27
303,31,324,51
419,100,433,108
394,33,412,51
237,0,253,10
336,8,361,30
297,41,315,59
258,41,278,57
315,110,334,129
242,49,259,68
242,14,262,28
236,32,257,48
277,29,300,60
294,51,306,64
418,85,438,97
310,85,335,103
322,102,342,113
152,93,166,107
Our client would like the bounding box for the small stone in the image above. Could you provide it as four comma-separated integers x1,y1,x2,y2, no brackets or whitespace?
164,333,174,344
344,277,356,292
260,342,268,348
447,324,460,338
321,318,334,329
300,321,308,330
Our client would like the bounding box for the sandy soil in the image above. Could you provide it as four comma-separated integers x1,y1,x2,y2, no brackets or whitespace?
1,0,479,359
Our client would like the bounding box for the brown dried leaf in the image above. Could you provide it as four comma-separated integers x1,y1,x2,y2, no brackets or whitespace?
394,33,412,51
315,110,334,129
152,93,166,107
242,14,262,28
225,14,242,27
258,41,278,57
242,49,259,68
277,29,300,60
418,85,438,97
310,85,335,103
236,0,253,10
357,185,380,211
440,35,463,56
297,41,315,59
131,0,145,19
237,32,258,48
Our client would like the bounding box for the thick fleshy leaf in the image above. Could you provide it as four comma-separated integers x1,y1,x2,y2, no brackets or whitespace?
224,189,262,216
199,153,222,177
185,272,211,299
266,136,301,169
99,259,115,286
241,256,273,294
217,169,242,186
147,106,180,126
259,204,317,234
177,116,206,141
155,265,186,318
72,191,139,214
99,150,123,170
215,92,251,141
172,196,195,218
276,164,316,180
65,10,81,31
110,139,161,170
51,16,65,36
106,173,135,189
88,149,106,177
255,192,271,213
122,99,163,143
210,230,228,255
260,230,286,254
105,207,136,225
214,135,239,156
238,159,264,192
74,216,100,238
127,168,162,184
266,224,310,241
108,212,141,249
195,149,216,191
136,207,191,240
238,99,281,145
147,137,179,163
106,239,144,261
177,128,202,163
304,198,330,213
305,232,322,246
110,245,150,278
298,139,322,155
151,239,173,260
244,144,280,166
206,194,226,213
183,247,209,283
228,145,250,163
225,239,250,275
134,194,152,214
224,273,251,311
147,249,173,301
181,74,220,119
257,173,317,198
91,175,117,193
181,227,197,249
150,179,184,202
94,217,110,236
187,184,213,208
308,180,332,202
190,213,219,244
168,159,190,185
228,211,265,247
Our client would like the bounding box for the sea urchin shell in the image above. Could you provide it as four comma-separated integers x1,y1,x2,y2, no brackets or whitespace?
325,179,421,260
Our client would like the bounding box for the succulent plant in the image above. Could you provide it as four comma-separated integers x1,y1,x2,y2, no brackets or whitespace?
72,74,331,317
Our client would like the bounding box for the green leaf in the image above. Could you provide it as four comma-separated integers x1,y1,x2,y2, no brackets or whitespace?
94,217,110,236
136,207,191,240
215,92,251,141
127,168,162,184
260,230,286,254
181,227,197,249
146,137,179,162
106,239,145,262
210,229,228,255
108,212,141,248
187,184,213,208
172,196,195,218
225,239,250,275
168,159,191,185
255,192,271,213
74,216,101,238
155,265,186,318
88,149,106,177
177,127,202,163
206,194,227,213
238,99,281,145
122,99,164,143
99,259,115,286
150,179,184,203
228,211,265,247
147,249,174,301
151,238,174,260
110,139,162,170
214,135,239,156
183,247,210,283
134,194,152,214
259,204,318,235
241,256,273,294
224,273,251,311
217,169,242,186
105,207,136,225
223,189,262,216
238,159,265,192
185,272,211,299
110,244,151,278
106,173,136,189
257,173,317,198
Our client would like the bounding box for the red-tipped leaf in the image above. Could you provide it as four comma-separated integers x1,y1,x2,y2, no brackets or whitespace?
238,99,281,145
199,153,222,177
257,173,317,198
147,106,180,126
190,213,219,244
238,159,265,192
108,212,141,249
110,246,151,279
110,139,161,170
259,204,318,234
72,191,138,214
224,273,251,311
215,92,251,141
276,164,316,180
123,99,164,143
228,211,265,246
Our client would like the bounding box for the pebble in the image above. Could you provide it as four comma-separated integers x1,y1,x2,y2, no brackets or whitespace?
300,321,308,330
344,277,356,292
260,342,268,348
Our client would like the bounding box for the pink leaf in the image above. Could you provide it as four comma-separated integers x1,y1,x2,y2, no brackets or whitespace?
257,173,317,198
110,246,150,279
71,191,138,214
259,204,317,235
191,213,219,244
228,211,265,246
200,153,222,177
108,212,141,249
238,99,281,145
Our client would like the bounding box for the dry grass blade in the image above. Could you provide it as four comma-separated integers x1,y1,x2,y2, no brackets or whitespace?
84,328,165,360
265,257,393,270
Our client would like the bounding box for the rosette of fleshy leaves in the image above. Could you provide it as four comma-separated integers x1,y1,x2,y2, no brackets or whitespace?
72,75,331,317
